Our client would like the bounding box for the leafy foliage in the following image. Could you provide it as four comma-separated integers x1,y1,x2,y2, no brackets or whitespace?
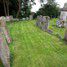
0,0,35,18
36,4,60,18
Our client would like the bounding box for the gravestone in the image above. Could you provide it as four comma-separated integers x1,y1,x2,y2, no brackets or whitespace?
41,16,50,31
13,18,19,21
64,22,67,41
36,15,53,34
29,15,33,20
23,18,26,20
56,19,61,27
56,18,65,28
29,12,35,20
36,15,42,28
26,17,29,20
6,16,13,22
0,17,11,67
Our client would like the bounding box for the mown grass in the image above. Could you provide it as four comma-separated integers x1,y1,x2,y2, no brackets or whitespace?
0,18,67,67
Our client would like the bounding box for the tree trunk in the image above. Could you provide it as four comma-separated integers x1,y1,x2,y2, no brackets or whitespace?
6,0,9,16
16,0,21,18
3,0,7,16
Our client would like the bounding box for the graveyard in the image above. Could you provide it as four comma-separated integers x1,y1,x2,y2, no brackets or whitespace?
0,0,67,67
0,18,67,67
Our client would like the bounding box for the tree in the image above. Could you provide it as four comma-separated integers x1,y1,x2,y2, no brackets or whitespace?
47,0,55,4
0,0,18,17
0,0,35,18
21,0,35,18
3,0,7,16
16,0,21,18
2,0,9,16
36,0,60,18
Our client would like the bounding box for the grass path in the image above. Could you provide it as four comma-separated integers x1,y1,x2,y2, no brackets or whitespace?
0,19,67,67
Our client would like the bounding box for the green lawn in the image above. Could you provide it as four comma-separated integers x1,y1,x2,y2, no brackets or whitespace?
0,19,67,67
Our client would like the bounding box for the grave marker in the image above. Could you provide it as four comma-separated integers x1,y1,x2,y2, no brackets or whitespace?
36,15,53,34
0,17,11,67
64,21,67,41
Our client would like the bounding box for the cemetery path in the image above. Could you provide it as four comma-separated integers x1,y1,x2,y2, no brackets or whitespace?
1,19,67,67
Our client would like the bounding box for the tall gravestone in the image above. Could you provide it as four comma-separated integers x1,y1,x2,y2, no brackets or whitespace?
58,3,67,28
61,3,67,41
64,21,67,41
0,17,11,67
36,15,43,28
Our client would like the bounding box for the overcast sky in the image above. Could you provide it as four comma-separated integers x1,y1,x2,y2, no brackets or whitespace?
31,0,67,12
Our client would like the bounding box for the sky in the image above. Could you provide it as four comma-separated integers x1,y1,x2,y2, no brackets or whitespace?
31,0,67,12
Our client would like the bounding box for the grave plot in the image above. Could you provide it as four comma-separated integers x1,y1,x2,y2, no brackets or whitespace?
6,20,67,67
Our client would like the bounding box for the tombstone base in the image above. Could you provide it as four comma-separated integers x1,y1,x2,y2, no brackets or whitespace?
47,29,53,34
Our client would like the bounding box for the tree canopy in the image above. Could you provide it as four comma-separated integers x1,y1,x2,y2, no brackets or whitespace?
0,0,60,18
36,0,60,18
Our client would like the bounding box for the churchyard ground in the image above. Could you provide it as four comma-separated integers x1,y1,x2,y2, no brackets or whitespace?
0,18,67,67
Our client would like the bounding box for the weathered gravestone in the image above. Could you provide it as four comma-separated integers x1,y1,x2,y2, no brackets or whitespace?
59,3,67,28
29,15,33,20
36,15,43,28
29,12,35,20
36,15,53,34
6,16,13,22
56,18,65,28
26,17,29,20
64,21,67,41
13,18,19,21
0,17,11,67
41,16,49,31
23,18,26,20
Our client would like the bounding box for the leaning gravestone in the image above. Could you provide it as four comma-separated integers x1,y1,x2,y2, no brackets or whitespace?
41,16,49,31
36,15,53,34
0,17,11,67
